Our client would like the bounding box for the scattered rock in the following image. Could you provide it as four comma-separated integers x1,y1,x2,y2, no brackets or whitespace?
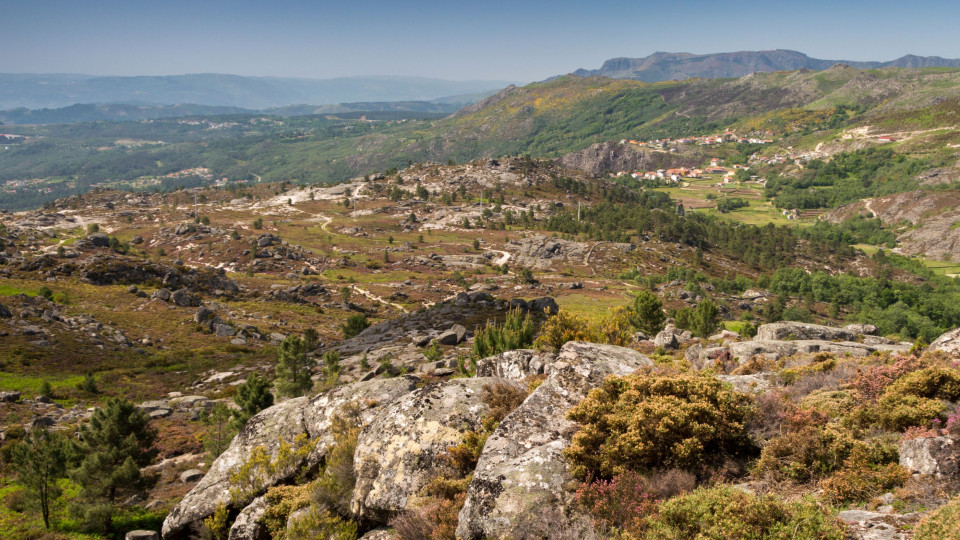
179,469,204,483
0,391,20,402
930,327,960,356
124,531,159,540
227,495,270,540
437,324,467,345
899,436,959,477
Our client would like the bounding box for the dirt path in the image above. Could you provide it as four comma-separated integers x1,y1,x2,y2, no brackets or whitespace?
351,284,409,313
486,249,510,266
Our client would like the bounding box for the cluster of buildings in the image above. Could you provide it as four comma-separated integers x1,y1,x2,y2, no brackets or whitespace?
615,158,756,184
3,178,48,194
620,131,774,148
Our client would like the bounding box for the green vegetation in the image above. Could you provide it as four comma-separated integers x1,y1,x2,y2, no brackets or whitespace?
765,148,936,210
71,397,158,534
632,485,845,540
341,314,370,339
275,335,314,398
565,371,756,480
231,372,275,431
472,308,535,360
626,291,666,336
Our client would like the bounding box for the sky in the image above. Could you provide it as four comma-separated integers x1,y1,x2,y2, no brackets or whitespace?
3,0,959,83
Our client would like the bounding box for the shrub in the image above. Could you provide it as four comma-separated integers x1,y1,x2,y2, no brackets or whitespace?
286,507,358,540
820,445,910,504
534,308,632,353
565,372,756,480
423,341,443,363
915,494,960,540
228,434,315,507
472,308,535,360
342,314,369,339
870,393,946,432
754,426,856,482
886,366,960,402
577,470,659,535
310,403,361,518
634,485,845,540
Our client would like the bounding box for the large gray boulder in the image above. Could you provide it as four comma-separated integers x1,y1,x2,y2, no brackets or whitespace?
162,377,419,539
474,349,557,380
930,327,960,356
755,321,857,342
899,436,959,478
456,342,653,540
727,340,798,362
162,397,310,538
227,495,270,540
350,377,525,522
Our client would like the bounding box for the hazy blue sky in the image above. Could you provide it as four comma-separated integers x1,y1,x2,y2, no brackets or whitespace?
3,0,958,82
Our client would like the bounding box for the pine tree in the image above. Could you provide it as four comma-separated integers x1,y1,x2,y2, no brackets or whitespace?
231,372,274,431
11,428,70,529
275,336,314,397
628,290,667,336
70,397,157,533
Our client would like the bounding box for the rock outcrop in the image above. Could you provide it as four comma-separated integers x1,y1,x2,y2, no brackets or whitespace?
930,327,960,356
899,436,959,478
162,376,419,539
350,377,525,522
456,342,653,539
475,349,557,379
755,321,858,342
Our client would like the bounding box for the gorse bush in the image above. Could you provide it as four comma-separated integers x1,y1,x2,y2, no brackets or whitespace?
565,371,756,480
915,494,960,540
631,485,846,540
849,354,960,432
472,308,535,360
754,425,856,483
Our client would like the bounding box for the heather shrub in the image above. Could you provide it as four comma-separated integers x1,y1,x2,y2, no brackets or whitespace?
565,371,756,480
632,485,845,540
576,470,659,535
914,494,960,540
754,425,857,483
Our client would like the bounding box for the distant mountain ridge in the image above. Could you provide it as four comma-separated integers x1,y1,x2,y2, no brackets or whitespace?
571,50,960,81
0,73,514,110
0,95,486,125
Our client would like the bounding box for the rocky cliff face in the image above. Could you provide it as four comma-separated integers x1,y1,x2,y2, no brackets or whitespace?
557,141,701,176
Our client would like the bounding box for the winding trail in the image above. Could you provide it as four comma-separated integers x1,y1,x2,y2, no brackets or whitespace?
865,198,877,218
351,285,409,313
